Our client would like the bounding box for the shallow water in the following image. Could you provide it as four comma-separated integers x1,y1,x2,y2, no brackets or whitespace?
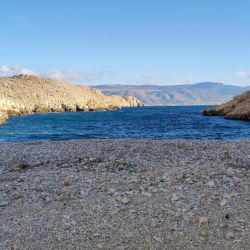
0,106,249,142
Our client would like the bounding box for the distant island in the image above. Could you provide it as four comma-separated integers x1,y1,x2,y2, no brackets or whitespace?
95,82,250,106
0,74,143,125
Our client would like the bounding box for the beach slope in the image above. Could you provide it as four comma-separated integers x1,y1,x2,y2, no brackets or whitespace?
0,140,249,249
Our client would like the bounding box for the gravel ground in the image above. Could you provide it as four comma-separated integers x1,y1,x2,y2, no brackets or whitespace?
0,140,249,249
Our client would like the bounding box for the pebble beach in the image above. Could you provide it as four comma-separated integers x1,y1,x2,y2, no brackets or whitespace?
0,140,249,249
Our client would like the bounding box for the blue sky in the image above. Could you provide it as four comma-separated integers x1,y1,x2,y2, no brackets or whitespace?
1,0,250,86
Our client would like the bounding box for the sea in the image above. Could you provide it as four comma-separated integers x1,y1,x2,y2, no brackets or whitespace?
0,106,249,142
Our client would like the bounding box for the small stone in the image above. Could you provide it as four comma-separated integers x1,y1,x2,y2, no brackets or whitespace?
121,197,130,204
206,180,215,187
141,191,152,197
198,217,208,225
170,226,178,233
44,196,52,203
107,188,116,194
171,194,179,202
80,189,90,197
153,236,162,242
116,195,130,204
160,173,168,181
196,181,203,188
0,201,8,207
14,194,24,200
225,232,235,239
125,190,134,196
63,180,70,187
223,193,231,199
227,167,235,177
200,230,208,237
232,176,241,183
220,199,227,207
148,186,159,193
61,163,70,168
113,192,122,197
61,187,68,193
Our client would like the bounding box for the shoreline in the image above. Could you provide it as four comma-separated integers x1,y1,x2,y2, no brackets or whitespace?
0,107,122,126
0,106,145,126
1,137,250,145
1,140,249,249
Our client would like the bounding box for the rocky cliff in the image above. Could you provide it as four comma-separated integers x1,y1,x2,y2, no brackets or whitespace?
0,74,143,124
203,90,250,120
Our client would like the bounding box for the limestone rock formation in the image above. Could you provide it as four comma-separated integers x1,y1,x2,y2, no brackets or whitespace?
0,74,143,124
0,112,8,125
203,90,250,120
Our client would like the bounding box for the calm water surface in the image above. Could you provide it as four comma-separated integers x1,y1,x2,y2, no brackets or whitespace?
0,106,249,142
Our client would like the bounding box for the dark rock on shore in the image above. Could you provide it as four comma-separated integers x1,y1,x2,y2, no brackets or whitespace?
203,90,250,120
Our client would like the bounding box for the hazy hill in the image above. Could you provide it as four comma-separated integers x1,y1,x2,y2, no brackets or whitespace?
95,82,250,106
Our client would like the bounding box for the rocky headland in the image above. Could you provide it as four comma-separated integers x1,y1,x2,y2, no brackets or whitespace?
0,74,143,124
203,90,250,120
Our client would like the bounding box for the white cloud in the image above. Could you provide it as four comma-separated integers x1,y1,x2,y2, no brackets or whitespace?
128,74,157,85
43,69,83,82
0,65,10,73
42,69,112,84
0,64,111,84
186,79,195,84
127,74,178,85
43,69,109,83
236,70,250,78
0,65,34,76
20,68,35,75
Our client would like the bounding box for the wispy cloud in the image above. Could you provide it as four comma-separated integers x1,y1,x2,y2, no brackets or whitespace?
0,65,112,84
43,69,112,83
0,65,34,75
127,74,181,85
10,15,26,23
236,70,250,78
128,74,158,85
0,65,10,73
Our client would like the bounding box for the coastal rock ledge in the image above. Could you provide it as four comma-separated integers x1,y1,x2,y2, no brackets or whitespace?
0,74,143,124
203,90,250,120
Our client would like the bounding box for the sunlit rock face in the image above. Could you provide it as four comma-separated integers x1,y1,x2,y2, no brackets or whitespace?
0,74,143,124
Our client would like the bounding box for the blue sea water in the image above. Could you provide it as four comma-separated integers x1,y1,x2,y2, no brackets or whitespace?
0,106,249,142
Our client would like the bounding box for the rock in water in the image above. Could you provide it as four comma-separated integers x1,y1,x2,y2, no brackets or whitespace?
0,112,8,125
0,74,143,124
203,90,250,120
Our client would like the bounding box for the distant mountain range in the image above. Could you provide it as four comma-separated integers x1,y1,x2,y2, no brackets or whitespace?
94,82,250,106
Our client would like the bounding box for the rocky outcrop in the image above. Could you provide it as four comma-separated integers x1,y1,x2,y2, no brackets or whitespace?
124,96,144,107
203,90,250,120
0,74,143,124
0,112,8,125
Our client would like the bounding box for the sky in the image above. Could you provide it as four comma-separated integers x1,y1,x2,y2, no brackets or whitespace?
1,0,250,86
